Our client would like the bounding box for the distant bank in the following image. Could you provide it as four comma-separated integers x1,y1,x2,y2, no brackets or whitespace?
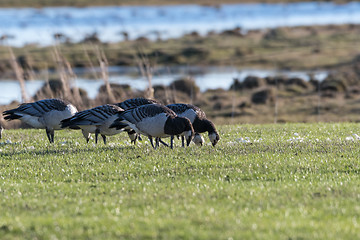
0,0,353,8
1,2,360,47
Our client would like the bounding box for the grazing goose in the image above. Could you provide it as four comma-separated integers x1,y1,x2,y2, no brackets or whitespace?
110,104,194,149
115,97,160,143
166,103,220,146
3,98,78,143
61,104,132,144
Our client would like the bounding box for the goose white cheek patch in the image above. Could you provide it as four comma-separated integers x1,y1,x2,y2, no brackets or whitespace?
192,134,204,146
209,132,218,144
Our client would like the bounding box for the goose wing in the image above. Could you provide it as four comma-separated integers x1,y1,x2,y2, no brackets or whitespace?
167,103,206,121
61,104,122,128
123,104,175,123
110,104,174,130
3,98,69,119
115,97,159,110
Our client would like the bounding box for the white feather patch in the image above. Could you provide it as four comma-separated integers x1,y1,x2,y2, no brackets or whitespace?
177,109,197,123
136,113,167,137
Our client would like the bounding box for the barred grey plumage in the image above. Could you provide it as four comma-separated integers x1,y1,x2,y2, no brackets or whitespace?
167,103,219,146
110,104,194,149
115,97,160,143
61,104,130,144
115,97,159,110
3,98,78,143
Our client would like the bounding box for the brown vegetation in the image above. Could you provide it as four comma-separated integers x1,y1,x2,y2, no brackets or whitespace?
1,24,360,78
2,24,360,128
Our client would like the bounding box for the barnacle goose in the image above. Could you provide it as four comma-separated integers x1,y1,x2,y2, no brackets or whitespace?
115,97,160,143
110,104,194,149
61,104,132,144
3,98,78,143
166,103,220,146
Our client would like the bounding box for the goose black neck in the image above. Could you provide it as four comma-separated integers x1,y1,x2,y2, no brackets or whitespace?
164,117,192,135
193,117,216,134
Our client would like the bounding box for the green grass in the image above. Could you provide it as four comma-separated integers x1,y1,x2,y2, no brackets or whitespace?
1,123,360,239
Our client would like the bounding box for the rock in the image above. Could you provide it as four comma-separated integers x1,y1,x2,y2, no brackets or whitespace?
251,88,275,104
242,76,266,89
169,77,200,99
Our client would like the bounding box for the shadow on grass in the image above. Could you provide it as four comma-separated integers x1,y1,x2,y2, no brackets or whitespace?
0,145,138,157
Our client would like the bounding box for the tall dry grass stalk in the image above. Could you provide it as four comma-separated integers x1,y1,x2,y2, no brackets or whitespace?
22,52,36,81
52,43,82,106
94,45,115,103
8,46,28,103
317,78,321,122
135,47,154,99
52,45,71,99
44,63,54,99
82,44,100,80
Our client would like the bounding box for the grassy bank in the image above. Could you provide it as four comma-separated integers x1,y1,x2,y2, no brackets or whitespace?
0,123,360,239
0,0,353,8
1,24,359,78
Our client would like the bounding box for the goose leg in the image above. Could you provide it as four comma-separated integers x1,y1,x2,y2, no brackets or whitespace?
95,129,100,144
181,136,185,148
149,136,155,149
46,128,54,143
102,134,107,144
131,136,137,145
159,139,169,147
155,137,160,149
82,130,90,143
170,136,174,149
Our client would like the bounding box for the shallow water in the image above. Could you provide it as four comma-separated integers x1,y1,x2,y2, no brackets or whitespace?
1,2,360,46
0,67,327,105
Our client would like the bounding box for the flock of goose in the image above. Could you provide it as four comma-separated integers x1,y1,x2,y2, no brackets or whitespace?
2,98,220,148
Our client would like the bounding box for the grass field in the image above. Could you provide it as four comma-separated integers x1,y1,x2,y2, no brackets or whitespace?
1,123,360,239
